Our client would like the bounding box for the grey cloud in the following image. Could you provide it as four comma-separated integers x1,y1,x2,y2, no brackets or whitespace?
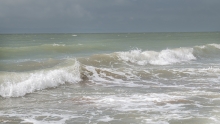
0,0,220,33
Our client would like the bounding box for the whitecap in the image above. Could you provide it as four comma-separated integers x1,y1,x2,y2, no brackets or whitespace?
0,60,81,98
116,47,196,65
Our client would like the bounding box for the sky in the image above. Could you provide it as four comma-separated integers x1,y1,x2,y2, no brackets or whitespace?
0,0,220,33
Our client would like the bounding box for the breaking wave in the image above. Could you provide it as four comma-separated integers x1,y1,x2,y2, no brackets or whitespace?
0,43,219,98
117,48,195,65
116,43,220,65
193,43,220,58
0,60,81,97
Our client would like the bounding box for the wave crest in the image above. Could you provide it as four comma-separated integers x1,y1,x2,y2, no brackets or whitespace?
193,44,220,58
1,43,219,97
0,60,81,98
117,48,196,65
116,44,220,65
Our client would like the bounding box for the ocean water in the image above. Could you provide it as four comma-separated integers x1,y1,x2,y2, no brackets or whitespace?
0,32,220,124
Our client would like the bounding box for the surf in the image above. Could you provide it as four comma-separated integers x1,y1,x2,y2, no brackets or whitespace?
1,43,220,98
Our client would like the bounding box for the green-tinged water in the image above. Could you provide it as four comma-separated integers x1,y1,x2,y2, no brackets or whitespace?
0,32,220,124
1,32,219,60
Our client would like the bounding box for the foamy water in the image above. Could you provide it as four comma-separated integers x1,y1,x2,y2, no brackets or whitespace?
0,33,220,124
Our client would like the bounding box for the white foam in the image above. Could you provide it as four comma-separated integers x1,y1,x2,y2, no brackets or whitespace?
93,93,190,123
82,65,142,87
96,93,185,109
84,66,110,83
0,110,80,124
97,115,114,122
0,60,81,98
52,43,65,46
117,47,196,65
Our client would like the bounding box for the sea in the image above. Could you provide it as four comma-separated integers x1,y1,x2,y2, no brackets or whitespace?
0,32,220,124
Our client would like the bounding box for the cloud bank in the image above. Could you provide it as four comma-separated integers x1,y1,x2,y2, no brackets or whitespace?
0,0,220,33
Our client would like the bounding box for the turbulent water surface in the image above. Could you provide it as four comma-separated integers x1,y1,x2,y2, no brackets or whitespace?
0,32,220,124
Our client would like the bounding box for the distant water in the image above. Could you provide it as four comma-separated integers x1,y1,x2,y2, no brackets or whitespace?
0,32,220,124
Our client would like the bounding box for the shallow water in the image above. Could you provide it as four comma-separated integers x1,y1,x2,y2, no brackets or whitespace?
0,32,220,124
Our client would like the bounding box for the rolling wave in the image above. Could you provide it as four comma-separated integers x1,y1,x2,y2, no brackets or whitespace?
1,59,219,98
0,60,81,97
193,44,220,58
116,44,220,65
0,43,219,98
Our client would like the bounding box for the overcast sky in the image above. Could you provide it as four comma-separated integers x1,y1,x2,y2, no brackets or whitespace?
0,0,220,33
